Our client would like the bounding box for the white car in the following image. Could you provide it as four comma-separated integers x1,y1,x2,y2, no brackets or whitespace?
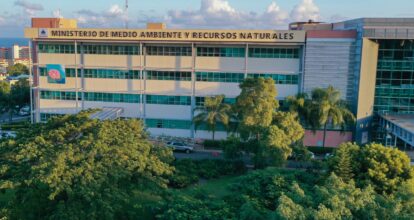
166,142,194,154
0,131,16,139
18,106,30,116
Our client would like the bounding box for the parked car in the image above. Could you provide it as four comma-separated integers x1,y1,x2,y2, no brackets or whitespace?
18,106,30,116
0,131,16,139
166,142,194,154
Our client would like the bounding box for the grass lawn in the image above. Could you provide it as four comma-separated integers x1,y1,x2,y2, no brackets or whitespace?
178,175,242,198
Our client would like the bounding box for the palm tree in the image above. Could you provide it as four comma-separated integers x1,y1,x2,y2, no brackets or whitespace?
286,93,309,119
308,86,355,148
193,95,231,140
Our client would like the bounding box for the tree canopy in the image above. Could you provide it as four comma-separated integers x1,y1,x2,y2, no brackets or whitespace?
7,63,29,76
0,112,174,219
193,95,231,140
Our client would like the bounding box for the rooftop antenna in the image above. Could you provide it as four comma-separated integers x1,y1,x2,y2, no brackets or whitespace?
125,0,129,29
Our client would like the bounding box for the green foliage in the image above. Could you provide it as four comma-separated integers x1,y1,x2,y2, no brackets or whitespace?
328,142,414,195
194,95,231,140
0,113,174,219
0,79,30,122
275,194,306,220
168,159,246,189
203,139,223,149
236,77,278,138
222,135,243,160
7,63,28,76
264,111,305,166
329,143,360,182
288,86,355,148
155,194,236,220
358,143,414,194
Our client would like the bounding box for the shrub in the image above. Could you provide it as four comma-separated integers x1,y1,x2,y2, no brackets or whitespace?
203,140,223,149
307,146,335,155
168,159,246,188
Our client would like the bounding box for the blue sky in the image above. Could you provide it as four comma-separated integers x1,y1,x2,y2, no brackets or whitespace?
1,0,414,37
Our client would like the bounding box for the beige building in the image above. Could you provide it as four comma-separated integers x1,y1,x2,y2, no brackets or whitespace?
26,18,305,139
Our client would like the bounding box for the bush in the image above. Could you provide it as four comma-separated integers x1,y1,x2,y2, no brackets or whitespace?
203,140,223,149
168,159,247,188
307,146,335,155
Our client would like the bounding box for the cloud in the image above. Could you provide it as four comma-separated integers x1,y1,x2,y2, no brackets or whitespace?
14,0,44,17
290,0,320,22
75,4,127,27
52,9,63,18
165,0,291,29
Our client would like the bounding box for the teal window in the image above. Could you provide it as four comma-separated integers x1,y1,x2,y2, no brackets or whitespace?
39,67,140,79
247,74,298,84
84,92,140,103
146,119,192,129
146,95,191,105
38,44,139,55
197,47,245,57
195,96,236,106
83,69,139,79
146,46,192,56
146,71,191,81
38,44,79,54
374,40,414,114
196,72,245,83
40,91,77,100
248,48,299,59
82,45,139,55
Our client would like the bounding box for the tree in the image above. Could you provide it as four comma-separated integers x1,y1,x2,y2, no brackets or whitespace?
328,143,360,182
0,112,174,219
7,63,28,76
0,79,30,122
235,78,278,140
193,95,231,140
275,194,306,220
0,81,12,122
11,78,30,118
286,93,309,119
263,112,304,166
307,86,355,148
358,143,414,194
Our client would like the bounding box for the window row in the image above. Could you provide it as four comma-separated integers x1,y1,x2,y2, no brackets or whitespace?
146,95,191,105
146,119,192,129
247,74,299,84
195,97,236,107
377,60,414,71
37,44,299,59
40,67,140,79
146,46,192,56
83,92,140,103
375,87,414,98
196,72,245,83
146,71,191,81
40,91,78,100
248,48,299,59
38,44,139,55
197,47,245,57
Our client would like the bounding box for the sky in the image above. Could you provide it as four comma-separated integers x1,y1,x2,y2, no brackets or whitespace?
1,0,414,37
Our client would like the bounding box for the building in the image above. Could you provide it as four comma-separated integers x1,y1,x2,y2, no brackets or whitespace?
24,17,414,147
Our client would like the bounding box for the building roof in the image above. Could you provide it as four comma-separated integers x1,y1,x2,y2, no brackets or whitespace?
381,114,414,134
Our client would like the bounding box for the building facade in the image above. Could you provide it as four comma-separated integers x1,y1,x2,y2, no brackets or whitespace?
26,19,306,140
25,18,414,146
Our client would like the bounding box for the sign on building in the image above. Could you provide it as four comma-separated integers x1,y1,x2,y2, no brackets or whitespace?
46,64,66,84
